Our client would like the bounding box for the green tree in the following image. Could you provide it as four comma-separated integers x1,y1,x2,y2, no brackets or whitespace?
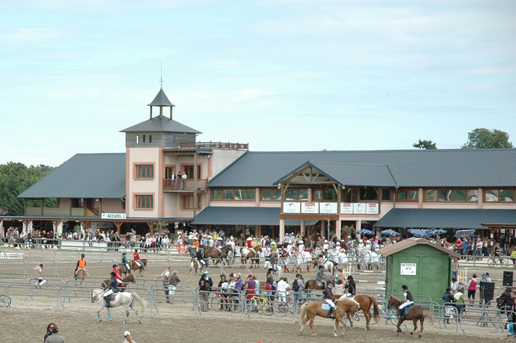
461,128,513,149
0,163,56,216
412,139,437,149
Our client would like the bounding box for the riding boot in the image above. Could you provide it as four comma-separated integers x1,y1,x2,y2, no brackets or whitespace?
328,307,334,319
105,296,111,307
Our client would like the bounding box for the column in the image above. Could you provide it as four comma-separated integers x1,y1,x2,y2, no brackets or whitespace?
336,218,342,240
279,219,285,242
300,220,306,237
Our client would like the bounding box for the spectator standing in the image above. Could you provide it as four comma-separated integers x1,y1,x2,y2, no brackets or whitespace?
451,258,459,280
44,323,56,343
122,331,135,343
442,287,455,323
292,273,304,303
181,171,187,189
33,264,46,288
198,271,213,311
154,266,173,303
276,277,290,306
44,324,65,343
466,273,479,302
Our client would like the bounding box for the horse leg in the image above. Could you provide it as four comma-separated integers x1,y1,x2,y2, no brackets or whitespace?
309,316,316,336
346,312,353,327
396,319,403,334
336,313,347,336
299,316,309,335
419,318,424,338
410,318,418,336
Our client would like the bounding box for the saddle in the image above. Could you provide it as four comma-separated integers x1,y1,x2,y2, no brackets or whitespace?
402,305,413,317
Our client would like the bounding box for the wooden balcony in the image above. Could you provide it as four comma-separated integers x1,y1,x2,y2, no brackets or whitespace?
163,178,208,192
180,141,249,151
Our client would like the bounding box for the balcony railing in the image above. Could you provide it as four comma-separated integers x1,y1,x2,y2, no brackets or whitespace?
180,141,249,151
163,178,208,191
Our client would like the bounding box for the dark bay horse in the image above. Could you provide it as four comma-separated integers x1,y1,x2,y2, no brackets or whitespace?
305,279,325,292
204,245,234,265
387,295,436,338
101,275,135,292
299,299,359,336
129,259,147,276
339,294,380,330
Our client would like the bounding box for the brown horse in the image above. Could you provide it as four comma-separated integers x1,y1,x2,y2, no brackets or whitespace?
101,275,135,292
299,299,359,336
240,246,262,268
339,294,380,330
305,279,325,291
118,263,130,276
75,268,88,286
204,245,234,265
387,295,436,338
129,259,147,276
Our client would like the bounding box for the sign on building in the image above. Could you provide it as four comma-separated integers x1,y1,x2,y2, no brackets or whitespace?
400,263,417,275
101,213,127,220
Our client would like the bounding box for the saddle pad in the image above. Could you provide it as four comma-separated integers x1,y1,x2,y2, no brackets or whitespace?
321,303,331,311
404,306,413,316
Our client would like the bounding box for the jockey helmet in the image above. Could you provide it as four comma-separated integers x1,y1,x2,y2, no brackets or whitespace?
402,284,408,290
134,249,138,252
122,252,126,255
112,264,117,268
220,274,226,277
203,271,209,275
319,265,324,269
81,254,85,258
124,331,131,338
110,271,116,277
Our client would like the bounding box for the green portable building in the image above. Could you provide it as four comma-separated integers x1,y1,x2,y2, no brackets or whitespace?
377,237,461,301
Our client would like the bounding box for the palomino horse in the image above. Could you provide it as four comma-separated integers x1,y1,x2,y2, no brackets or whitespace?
338,294,380,330
387,295,436,338
75,268,88,286
204,245,234,266
299,299,359,336
101,275,136,292
240,246,262,268
128,259,147,276
91,288,146,323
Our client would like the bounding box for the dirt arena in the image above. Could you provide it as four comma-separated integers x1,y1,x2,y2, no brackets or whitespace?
0,248,512,342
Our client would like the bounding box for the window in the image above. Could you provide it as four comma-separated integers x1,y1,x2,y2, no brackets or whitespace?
143,135,146,143
223,189,234,200
360,188,378,201
313,188,337,201
136,164,154,179
149,135,152,143
382,189,392,201
425,189,475,202
261,189,281,201
165,167,175,179
396,189,418,201
485,189,515,202
285,189,309,201
212,189,223,200
183,165,202,179
345,188,357,202
135,195,153,209
183,195,201,209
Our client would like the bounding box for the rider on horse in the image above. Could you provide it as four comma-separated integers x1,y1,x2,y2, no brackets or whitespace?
399,284,414,319
316,265,325,288
75,253,86,277
324,281,337,318
121,252,130,274
344,275,356,297
134,249,145,271
112,264,124,285
104,271,119,307
195,246,206,268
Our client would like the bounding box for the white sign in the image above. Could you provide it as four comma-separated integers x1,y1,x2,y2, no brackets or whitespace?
283,202,301,214
101,213,127,220
320,202,338,214
341,203,353,214
353,203,366,214
400,263,417,275
302,202,319,214
366,203,379,214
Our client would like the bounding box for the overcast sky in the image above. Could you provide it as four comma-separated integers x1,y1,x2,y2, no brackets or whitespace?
1,0,515,167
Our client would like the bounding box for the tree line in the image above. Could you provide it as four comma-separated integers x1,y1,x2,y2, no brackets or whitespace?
413,128,513,150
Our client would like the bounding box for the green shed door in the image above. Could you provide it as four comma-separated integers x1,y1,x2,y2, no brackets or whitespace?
391,256,420,295
420,255,450,300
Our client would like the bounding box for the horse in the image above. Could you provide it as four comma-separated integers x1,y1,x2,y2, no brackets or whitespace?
101,275,136,292
128,259,147,276
75,268,88,286
240,245,262,268
339,294,380,330
305,279,325,292
387,295,436,338
91,288,146,323
263,260,282,277
189,257,206,275
298,299,359,336
204,245,234,266
118,264,130,276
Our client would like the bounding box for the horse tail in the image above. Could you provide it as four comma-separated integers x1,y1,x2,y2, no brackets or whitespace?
132,292,147,313
369,296,380,323
300,302,308,322
189,261,194,274
423,309,436,326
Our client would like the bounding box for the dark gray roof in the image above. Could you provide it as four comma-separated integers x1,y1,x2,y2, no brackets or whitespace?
192,206,318,226
18,153,126,199
374,208,516,229
377,237,461,257
120,116,201,134
273,161,397,187
209,149,516,188
148,87,174,107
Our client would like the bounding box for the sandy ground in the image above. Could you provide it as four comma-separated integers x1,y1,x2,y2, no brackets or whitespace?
0,248,513,343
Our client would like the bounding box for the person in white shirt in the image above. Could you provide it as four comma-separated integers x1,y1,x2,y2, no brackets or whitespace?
276,277,290,305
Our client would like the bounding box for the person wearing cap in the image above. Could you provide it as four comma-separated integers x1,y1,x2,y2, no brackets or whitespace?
344,275,356,297
324,280,337,318
246,236,253,249
74,253,86,278
315,265,325,287
104,271,119,307
121,252,130,275
198,271,213,311
122,330,135,343
398,284,414,320
133,249,145,271
244,274,257,308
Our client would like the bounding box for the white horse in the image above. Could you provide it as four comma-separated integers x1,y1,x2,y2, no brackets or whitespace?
91,288,146,323
263,260,282,277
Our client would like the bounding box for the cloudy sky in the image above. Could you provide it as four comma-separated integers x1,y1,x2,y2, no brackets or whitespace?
1,0,515,166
